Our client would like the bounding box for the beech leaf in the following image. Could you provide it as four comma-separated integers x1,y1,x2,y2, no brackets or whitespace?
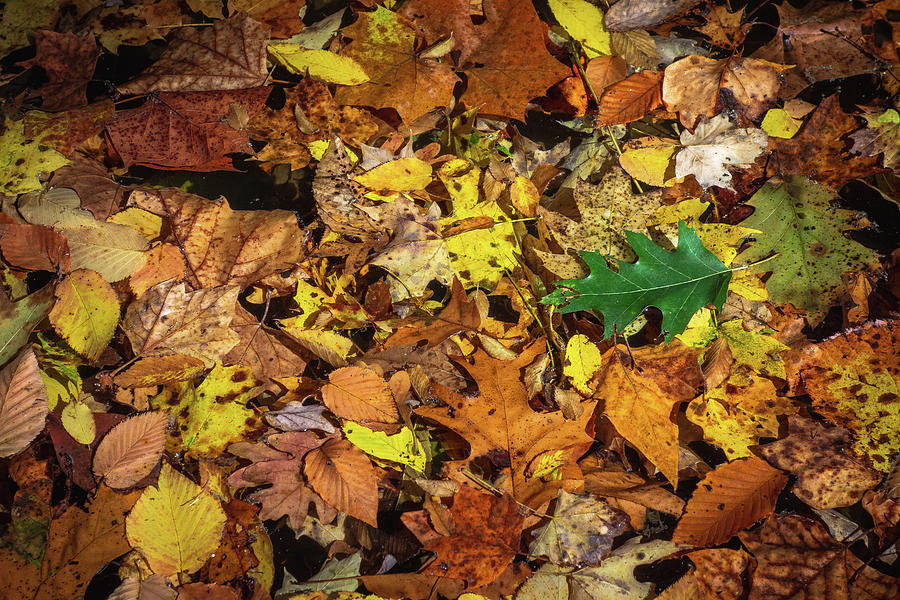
0,349,48,458
93,411,169,489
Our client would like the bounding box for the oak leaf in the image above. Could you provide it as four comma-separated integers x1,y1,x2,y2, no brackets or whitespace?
417,342,597,507
673,457,787,546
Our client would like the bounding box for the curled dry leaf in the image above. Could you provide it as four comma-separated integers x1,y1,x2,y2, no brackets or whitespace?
0,349,48,459
93,411,169,489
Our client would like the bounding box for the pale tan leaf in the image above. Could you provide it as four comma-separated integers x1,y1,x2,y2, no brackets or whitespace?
321,366,399,423
0,349,48,458
304,437,379,527
93,411,169,489
122,280,240,367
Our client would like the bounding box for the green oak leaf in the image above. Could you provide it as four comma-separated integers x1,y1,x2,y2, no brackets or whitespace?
542,221,731,341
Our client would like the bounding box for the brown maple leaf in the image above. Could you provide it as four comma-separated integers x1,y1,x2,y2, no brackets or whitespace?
416,341,597,508
421,484,525,588
20,30,100,111
118,13,270,94
768,94,887,189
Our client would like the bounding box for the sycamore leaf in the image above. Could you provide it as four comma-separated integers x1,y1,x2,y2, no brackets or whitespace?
0,349,48,458
126,463,226,576
736,177,882,325
49,269,119,361
268,44,370,85
673,457,787,546
542,221,732,341
122,280,241,367
674,113,767,190
304,437,379,527
93,411,168,489
321,366,399,424
593,346,683,486
529,489,629,566
129,188,307,289
118,14,269,94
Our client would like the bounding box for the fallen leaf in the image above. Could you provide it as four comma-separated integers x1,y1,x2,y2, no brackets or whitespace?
49,269,119,361
93,411,169,489
119,14,270,94
674,113,767,190
0,349,48,458
758,416,881,509
304,436,379,527
673,457,787,546
126,462,227,576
